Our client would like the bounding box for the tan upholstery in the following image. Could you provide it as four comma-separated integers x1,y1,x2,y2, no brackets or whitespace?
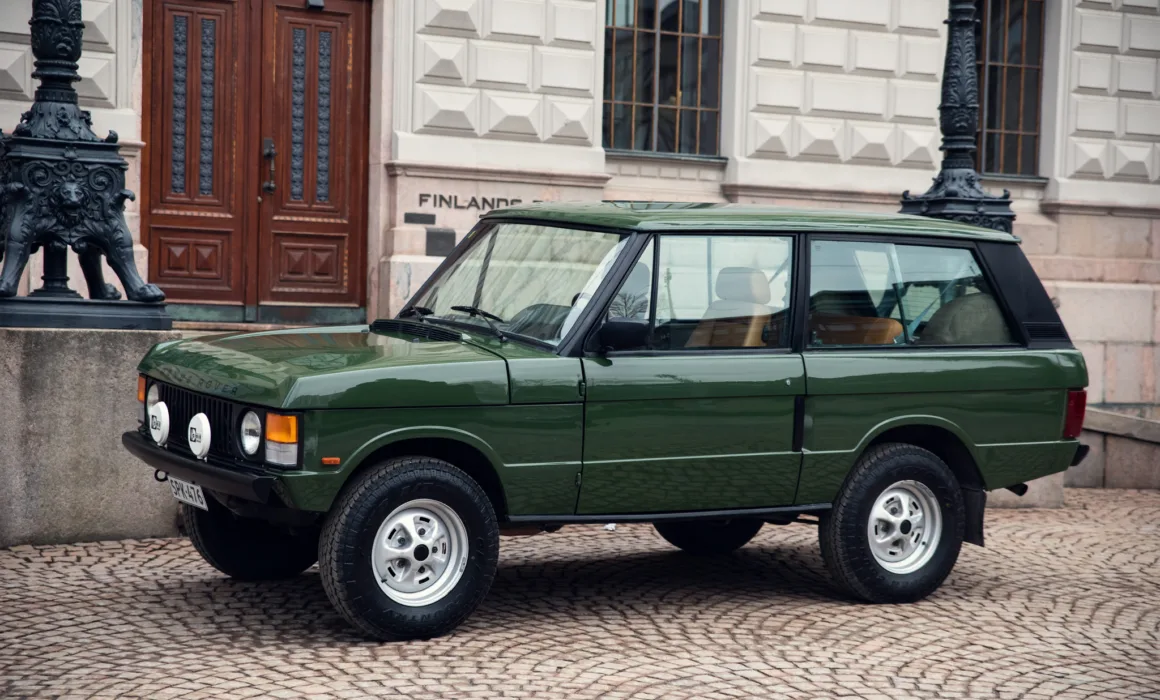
687,267,774,348
916,292,1013,345
811,315,903,346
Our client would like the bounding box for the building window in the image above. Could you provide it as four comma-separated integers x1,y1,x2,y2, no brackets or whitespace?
603,0,723,156
975,0,1046,176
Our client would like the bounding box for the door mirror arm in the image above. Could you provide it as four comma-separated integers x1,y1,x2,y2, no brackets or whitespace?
594,318,650,354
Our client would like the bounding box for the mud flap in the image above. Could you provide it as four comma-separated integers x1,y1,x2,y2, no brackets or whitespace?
963,486,986,547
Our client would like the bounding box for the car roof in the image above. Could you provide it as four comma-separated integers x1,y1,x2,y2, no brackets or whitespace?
481,201,1019,243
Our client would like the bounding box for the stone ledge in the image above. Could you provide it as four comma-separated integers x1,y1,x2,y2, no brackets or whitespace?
1085,407,1160,443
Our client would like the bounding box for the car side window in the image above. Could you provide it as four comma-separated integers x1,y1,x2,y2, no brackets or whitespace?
808,239,1015,347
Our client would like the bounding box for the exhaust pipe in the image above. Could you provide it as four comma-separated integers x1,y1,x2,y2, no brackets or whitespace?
1005,483,1029,496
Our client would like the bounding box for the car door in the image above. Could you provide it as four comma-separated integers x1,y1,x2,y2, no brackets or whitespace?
576,232,805,515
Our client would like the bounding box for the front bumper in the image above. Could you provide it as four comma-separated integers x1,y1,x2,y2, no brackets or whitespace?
122,430,276,504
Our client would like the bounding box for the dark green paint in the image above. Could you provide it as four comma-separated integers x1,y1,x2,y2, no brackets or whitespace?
578,354,803,513
140,325,508,409
483,202,1019,242
795,350,1086,503
292,405,582,514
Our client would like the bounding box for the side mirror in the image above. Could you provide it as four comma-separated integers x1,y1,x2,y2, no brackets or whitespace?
596,318,649,352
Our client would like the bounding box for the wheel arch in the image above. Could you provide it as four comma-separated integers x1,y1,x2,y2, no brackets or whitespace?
855,416,983,488
341,428,509,521
858,418,987,547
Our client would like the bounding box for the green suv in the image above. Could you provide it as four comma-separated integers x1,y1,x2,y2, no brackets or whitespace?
123,202,1088,641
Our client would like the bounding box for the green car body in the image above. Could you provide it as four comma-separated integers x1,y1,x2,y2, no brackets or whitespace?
124,202,1089,639
128,203,1086,527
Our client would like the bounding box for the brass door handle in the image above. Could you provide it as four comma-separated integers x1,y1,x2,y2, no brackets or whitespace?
262,138,277,194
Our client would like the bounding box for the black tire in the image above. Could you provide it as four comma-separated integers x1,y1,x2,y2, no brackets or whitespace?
654,519,764,556
819,442,965,604
183,500,319,581
319,456,499,641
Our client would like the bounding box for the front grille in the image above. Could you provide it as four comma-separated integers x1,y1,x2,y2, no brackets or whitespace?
157,383,235,461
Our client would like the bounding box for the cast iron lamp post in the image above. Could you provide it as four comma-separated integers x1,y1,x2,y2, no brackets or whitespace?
0,0,170,329
900,0,1015,233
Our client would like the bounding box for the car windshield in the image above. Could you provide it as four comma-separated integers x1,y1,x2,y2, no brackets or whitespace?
409,222,632,346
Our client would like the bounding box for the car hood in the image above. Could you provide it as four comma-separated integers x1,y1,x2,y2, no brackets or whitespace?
139,325,510,409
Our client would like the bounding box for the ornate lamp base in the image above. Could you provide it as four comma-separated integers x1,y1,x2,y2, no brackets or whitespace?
900,167,1016,234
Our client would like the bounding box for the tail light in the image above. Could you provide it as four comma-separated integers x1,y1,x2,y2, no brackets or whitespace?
1063,389,1087,439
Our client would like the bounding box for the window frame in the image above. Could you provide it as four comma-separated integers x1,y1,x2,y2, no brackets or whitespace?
975,0,1047,177
800,233,1026,353
580,230,803,358
602,0,724,156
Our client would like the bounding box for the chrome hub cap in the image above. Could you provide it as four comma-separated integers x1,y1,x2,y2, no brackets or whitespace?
867,480,942,575
371,499,469,607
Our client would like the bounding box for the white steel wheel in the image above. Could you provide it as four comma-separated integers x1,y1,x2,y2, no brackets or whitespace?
866,480,943,575
371,498,469,607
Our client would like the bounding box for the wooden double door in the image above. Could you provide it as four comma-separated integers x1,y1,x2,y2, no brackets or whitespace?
144,0,370,323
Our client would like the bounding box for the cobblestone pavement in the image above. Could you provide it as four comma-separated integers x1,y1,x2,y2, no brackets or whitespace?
2,489,1159,700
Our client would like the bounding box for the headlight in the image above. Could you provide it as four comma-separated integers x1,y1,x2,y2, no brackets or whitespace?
240,411,262,456
146,383,160,411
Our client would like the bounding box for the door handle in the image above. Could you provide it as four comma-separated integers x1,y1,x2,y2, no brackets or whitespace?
262,138,277,194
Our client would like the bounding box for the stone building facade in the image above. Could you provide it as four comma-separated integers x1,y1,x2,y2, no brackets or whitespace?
1,0,1159,409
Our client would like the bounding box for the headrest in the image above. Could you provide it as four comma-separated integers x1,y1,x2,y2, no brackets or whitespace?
622,262,651,295
716,267,771,304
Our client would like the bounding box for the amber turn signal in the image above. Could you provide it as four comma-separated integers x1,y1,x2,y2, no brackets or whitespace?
137,376,146,403
321,457,341,466
266,413,298,444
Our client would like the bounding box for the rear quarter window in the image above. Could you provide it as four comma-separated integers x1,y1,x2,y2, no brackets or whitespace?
808,239,1018,348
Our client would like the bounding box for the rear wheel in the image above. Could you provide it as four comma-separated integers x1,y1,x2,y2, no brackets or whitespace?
183,500,319,581
654,519,763,556
319,456,500,641
819,442,965,603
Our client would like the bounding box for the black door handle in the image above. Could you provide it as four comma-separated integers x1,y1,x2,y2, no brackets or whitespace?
262,138,276,194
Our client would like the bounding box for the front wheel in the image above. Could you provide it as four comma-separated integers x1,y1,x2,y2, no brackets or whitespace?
319,457,499,641
819,443,965,603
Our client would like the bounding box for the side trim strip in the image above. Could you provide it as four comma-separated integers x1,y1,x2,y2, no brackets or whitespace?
508,503,831,524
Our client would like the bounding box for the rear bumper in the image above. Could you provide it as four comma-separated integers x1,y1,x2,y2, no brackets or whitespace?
122,430,276,504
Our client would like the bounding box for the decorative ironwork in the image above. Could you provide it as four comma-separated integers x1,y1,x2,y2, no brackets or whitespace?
316,30,331,203
290,27,306,201
171,15,188,194
900,0,1015,233
0,0,166,308
198,18,215,197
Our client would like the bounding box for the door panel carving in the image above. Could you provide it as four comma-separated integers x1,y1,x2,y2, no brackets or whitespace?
145,0,243,303
144,0,369,312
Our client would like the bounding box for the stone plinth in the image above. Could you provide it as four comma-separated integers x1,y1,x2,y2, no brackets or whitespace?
0,328,181,548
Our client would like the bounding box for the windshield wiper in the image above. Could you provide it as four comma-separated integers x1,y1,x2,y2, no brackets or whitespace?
399,305,434,320
451,305,507,342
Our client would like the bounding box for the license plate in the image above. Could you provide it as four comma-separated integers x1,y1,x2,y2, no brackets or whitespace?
169,476,208,510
